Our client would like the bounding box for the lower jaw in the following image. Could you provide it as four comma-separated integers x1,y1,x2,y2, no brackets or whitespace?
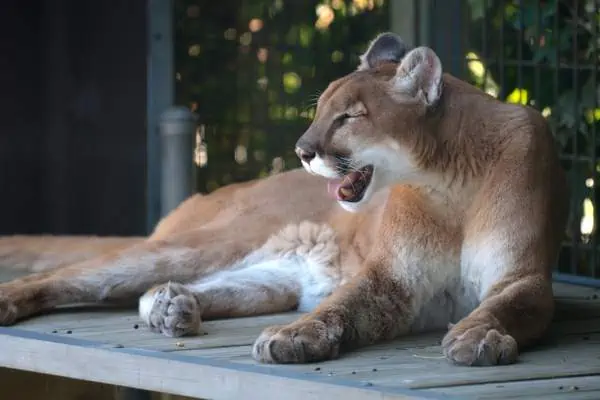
337,199,363,213
338,186,370,209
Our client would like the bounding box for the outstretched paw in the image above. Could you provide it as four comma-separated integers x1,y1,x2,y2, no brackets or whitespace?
138,282,202,337
252,319,342,364
442,322,518,366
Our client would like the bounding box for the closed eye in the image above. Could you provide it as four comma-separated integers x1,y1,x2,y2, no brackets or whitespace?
337,112,364,124
330,111,364,132
331,113,349,129
336,113,350,122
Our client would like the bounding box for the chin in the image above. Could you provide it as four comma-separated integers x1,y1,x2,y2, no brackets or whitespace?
338,197,368,213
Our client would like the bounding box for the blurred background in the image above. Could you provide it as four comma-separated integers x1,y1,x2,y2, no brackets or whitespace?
0,0,598,284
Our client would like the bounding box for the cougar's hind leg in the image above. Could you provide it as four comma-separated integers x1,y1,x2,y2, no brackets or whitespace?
138,222,342,337
0,224,268,325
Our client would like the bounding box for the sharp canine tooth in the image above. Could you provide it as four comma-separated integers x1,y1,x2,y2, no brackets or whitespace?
340,187,354,197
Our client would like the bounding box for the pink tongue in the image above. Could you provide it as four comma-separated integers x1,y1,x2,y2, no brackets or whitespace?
327,179,344,200
327,171,361,200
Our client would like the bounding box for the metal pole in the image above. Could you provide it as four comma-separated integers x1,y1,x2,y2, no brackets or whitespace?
159,106,198,216
147,0,175,232
390,0,417,47
428,0,468,79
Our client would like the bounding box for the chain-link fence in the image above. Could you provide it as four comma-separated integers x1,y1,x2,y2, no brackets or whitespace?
454,0,599,286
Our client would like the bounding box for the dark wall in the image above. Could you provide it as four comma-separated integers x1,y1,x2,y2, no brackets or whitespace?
0,0,44,234
0,0,147,236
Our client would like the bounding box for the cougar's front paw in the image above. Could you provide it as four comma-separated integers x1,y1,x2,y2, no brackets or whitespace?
442,322,518,366
0,295,18,325
252,319,342,364
139,282,202,337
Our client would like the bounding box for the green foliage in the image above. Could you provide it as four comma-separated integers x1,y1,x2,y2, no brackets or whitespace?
174,0,389,193
465,0,600,275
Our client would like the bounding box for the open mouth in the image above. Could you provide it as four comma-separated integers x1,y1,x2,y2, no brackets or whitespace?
327,165,374,203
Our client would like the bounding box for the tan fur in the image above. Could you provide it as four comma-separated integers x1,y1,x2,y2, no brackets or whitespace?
0,33,568,366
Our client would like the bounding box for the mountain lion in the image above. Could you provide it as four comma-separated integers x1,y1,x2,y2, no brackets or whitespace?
0,33,568,366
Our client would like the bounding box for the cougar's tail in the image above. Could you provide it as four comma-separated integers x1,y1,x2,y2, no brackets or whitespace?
0,235,145,275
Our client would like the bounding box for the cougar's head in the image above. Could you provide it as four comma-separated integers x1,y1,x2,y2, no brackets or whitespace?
295,32,444,212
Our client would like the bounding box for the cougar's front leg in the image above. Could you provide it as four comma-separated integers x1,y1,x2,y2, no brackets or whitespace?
251,264,415,364
442,274,554,366
0,229,263,325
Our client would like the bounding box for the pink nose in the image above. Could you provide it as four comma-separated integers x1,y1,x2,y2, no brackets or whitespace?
295,147,316,163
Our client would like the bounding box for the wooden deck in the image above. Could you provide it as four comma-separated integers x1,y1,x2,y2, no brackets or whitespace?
0,282,598,400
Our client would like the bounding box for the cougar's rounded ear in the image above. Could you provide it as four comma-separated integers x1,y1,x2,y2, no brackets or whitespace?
358,32,410,71
392,47,443,106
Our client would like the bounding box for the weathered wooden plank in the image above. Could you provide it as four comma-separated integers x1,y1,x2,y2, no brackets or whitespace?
0,328,444,400
12,308,600,362
350,338,600,390
16,309,600,355
181,331,600,392
73,313,302,351
15,311,303,351
0,280,598,399
421,375,600,399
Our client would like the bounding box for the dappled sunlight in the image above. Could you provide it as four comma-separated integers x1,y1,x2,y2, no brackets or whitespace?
257,48,269,63
331,50,344,63
583,180,595,238
194,126,208,168
300,107,316,120
506,88,529,105
175,0,390,191
315,4,335,30
284,106,299,119
271,157,285,174
585,108,600,124
581,198,595,236
257,76,269,90
283,72,302,94
315,0,385,30
249,18,264,33
353,0,376,11
465,52,499,97
239,32,252,46
188,44,201,57
234,145,248,165
542,107,551,118
224,28,236,40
